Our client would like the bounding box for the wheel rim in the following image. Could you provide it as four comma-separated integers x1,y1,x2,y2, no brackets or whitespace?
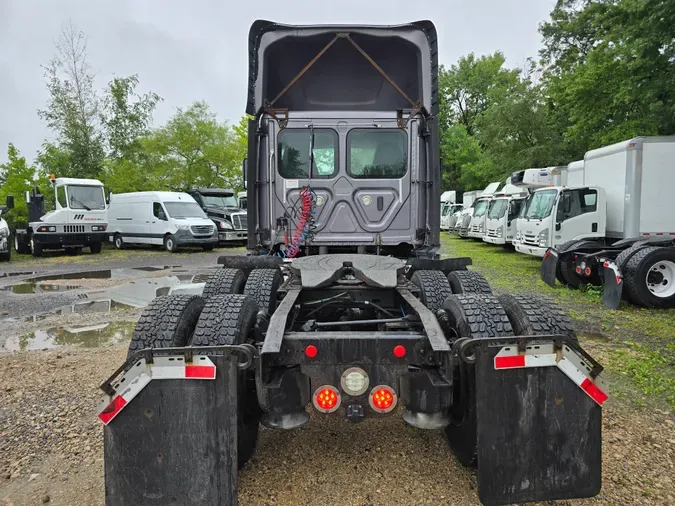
167,238,174,250
14,236,18,251
646,260,675,298
115,237,121,248
30,238,35,253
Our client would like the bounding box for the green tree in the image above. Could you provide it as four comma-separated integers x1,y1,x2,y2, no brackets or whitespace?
37,21,105,179
0,144,49,228
541,0,675,153
141,102,247,191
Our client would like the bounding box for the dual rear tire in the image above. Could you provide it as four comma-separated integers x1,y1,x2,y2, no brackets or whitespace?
127,291,263,468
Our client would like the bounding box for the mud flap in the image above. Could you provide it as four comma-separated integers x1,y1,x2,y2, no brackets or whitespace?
103,354,239,506
540,248,559,287
474,344,602,505
601,260,623,309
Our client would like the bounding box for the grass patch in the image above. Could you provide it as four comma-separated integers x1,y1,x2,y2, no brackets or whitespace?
441,234,675,409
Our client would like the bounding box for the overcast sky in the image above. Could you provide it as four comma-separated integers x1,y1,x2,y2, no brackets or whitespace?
0,0,556,165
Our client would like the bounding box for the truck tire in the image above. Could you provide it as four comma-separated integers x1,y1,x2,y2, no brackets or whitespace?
192,294,261,468
411,270,453,312
558,240,601,287
243,268,283,316
623,246,675,308
15,233,30,255
202,244,215,252
113,234,125,250
555,240,583,285
498,294,577,342
614,243,647,271
202,268,246,299
126,295,205,359
191,268,220,284
90,242,102,254
30,238,42,257
164,234,178,253
442,294,514,467
0,248,9,262
447,270,492,294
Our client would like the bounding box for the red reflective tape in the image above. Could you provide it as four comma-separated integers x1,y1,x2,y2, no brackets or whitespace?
98,396,127,424
642,233,650,236
581,378,608,405
495,355,526,369
656,232,664,236
185,365,216,379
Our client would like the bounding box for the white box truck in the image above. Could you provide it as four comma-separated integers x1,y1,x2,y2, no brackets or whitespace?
108,192,218,252
537,136,675,308
458,183,499,238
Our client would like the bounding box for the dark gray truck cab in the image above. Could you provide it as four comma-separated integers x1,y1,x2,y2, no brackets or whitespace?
244,20,441,259
185,188,247,245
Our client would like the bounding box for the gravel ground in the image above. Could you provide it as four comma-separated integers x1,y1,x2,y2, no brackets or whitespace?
0,347,674,506
1,252,674,505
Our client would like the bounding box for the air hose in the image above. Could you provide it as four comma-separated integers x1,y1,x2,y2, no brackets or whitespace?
278,187,316,258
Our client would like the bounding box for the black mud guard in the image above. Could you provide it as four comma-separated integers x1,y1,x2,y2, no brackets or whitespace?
473,342,602,505
601,260,623,309
103,354,239,506
540,248,559,287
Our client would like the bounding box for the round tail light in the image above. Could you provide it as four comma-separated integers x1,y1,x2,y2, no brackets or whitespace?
368,385,397,413
313,385,341,413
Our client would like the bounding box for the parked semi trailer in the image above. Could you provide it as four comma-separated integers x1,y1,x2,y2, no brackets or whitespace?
99,20,607,506
14,176,108,257
0,196,14,262
540,136,675,309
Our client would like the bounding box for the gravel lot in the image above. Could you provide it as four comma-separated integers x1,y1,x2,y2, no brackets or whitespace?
1,249,674,505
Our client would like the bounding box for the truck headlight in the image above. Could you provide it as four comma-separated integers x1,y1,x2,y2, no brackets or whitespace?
37,226,56,233
176,224,189,231
219,221,233,230
92,225,107,231
0,228,8,239
538,229,549,247
496,229,503,237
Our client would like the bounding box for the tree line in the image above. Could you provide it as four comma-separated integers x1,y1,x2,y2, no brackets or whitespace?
439,0,674,192
2,0,673,226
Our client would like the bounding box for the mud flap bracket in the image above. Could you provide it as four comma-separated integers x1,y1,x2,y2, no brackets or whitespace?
469,337,603,505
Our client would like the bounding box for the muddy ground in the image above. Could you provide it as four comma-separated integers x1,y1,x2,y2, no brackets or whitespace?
1,248,674,505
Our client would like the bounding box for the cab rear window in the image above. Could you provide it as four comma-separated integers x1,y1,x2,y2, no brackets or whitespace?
348,130,407,179
277,129,337,179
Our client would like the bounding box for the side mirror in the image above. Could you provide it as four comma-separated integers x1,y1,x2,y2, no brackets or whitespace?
5,195,14,210
241,158,248,190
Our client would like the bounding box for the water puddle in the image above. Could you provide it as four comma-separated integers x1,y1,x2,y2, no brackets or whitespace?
0,271,36,279
3,321,136,352
0,266,180,294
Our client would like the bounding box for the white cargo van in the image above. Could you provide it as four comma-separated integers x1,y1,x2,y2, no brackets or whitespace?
108,192,218,252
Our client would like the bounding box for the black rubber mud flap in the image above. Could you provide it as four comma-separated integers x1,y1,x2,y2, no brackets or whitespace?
104,355,239,506
601,260,623,309
540,248,559,287
474,345,602,505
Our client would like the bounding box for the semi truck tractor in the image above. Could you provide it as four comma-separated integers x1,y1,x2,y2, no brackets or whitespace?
540,136,675,309
0,196,15,262
184,187,248,244
14,176,108,257
100,20,607,506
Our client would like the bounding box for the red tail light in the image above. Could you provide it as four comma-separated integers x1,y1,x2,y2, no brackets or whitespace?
393,345,406,358
584,267,591,276
368,385,397,413
575,266,582,274
313,385,341,413
305,345,318,358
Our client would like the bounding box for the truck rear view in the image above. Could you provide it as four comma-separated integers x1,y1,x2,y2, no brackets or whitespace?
244,21,441,259
99,20,607,506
